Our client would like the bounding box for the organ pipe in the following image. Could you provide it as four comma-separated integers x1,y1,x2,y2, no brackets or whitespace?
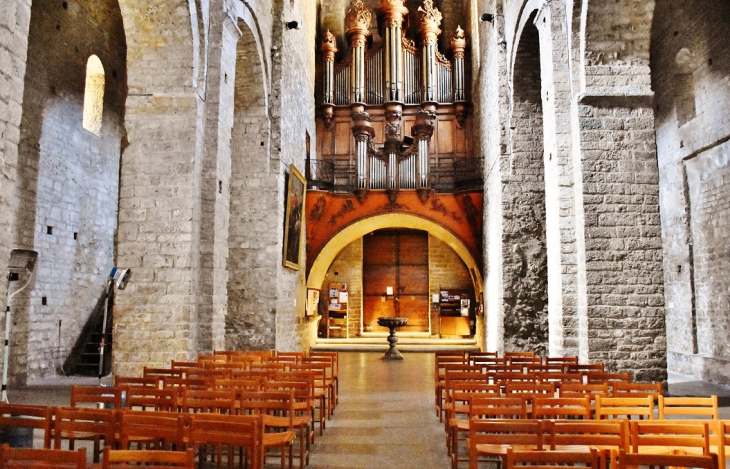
418,0,442,105
346,0,371,107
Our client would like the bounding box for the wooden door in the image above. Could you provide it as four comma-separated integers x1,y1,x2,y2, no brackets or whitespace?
363,229,429,332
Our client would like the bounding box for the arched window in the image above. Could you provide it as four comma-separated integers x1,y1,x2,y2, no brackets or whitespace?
83,55,105,135
674,48,696,126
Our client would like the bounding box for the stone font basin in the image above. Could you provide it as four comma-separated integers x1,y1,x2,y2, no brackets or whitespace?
377,316,408,360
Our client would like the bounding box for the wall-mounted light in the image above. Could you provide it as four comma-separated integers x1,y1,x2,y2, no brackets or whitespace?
285,21,300,30
386,286,394,296
480,13,494,23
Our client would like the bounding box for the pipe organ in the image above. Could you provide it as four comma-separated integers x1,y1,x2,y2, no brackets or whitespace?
319,0,471,200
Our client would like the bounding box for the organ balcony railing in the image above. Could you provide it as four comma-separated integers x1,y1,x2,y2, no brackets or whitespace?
305,157,484,193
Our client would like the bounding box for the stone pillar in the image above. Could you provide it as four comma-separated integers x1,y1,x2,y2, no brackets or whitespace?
418,0,442,108
533,1,581,359
345,0,371,109
320,30,337,129
193,13,241,355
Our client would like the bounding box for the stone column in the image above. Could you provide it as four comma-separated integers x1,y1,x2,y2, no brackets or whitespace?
418,0,442,109
320,30,337,129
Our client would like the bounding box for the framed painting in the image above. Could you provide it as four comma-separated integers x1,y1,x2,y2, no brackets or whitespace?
283,164,306,270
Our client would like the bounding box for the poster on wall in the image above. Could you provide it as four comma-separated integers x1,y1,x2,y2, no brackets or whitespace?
460,298,470,317
283,164,306,270
306,288,320,317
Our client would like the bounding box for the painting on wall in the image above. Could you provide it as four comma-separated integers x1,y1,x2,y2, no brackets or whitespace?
283,164,306,270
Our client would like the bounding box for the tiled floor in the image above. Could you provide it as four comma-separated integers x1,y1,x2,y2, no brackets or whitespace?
5,352,730,468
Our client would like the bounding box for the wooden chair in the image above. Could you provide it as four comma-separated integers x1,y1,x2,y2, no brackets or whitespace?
560,382,610,398
658,395,719,420
548,419,629,468
103,447,195,468
504,447,601,469
503,351,535,358
239,390,296,469
630,420,710,456
114,376,159,388
143,367,184,380
544,356,579,367
504,448,601,469
0,443,86,468
586,372,632,391
181,389,237,414
125,386,177,411
187,413,261,469
536,372,584,390
595,395,654,420
305,354,337,412
532,396,592,420
0,403,54,448
71,385,123,409
117,410,186,450
617,449,717,469
612,381,663,399
308,351,339,407
445,383,501,462
566,363,605,373
265,379,315,468
504,382,555,399
468,419,546,469
52,406,116,463
435,352,469,414
292,362,332,428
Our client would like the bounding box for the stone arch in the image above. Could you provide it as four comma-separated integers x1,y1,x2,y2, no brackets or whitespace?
12,0,126,382
307,213,483,298
226,15,274,351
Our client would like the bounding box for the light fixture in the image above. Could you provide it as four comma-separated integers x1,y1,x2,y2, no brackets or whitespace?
386,286,394,296
480,13,494,23
285,20,300,30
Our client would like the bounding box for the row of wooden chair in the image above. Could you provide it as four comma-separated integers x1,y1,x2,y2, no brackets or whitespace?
468,419,728,469
0,402,293,469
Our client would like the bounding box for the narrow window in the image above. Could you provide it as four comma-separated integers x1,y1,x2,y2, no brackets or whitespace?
83,55,105,135
674,48,696,127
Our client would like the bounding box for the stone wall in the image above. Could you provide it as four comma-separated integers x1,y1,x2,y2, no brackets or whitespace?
10,0,126,382
323,239,363,338
503,16,548,354
429,235,473,336
652,0,730,383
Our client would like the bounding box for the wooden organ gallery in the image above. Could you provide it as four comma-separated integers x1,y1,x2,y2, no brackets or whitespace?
306,0,484,341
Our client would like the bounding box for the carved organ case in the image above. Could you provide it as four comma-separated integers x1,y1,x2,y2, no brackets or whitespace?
315,0,475,198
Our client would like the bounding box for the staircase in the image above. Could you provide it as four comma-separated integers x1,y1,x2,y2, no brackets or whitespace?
62,287,113,377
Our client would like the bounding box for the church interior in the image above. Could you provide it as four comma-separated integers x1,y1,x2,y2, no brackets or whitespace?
0,0,729,392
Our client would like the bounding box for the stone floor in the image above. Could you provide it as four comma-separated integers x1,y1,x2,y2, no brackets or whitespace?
5,352,730,468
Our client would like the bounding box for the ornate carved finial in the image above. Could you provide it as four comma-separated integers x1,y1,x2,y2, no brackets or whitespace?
418,0,442,45
321,29,338,61
451,26,467,59
346,0,372,41
380,0,409,29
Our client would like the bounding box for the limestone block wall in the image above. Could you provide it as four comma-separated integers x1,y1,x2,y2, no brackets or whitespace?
651,0,730,383
113,0,203,375
429,236,473,336
10,0,126,382
323,240,363,338
577,101,665,381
